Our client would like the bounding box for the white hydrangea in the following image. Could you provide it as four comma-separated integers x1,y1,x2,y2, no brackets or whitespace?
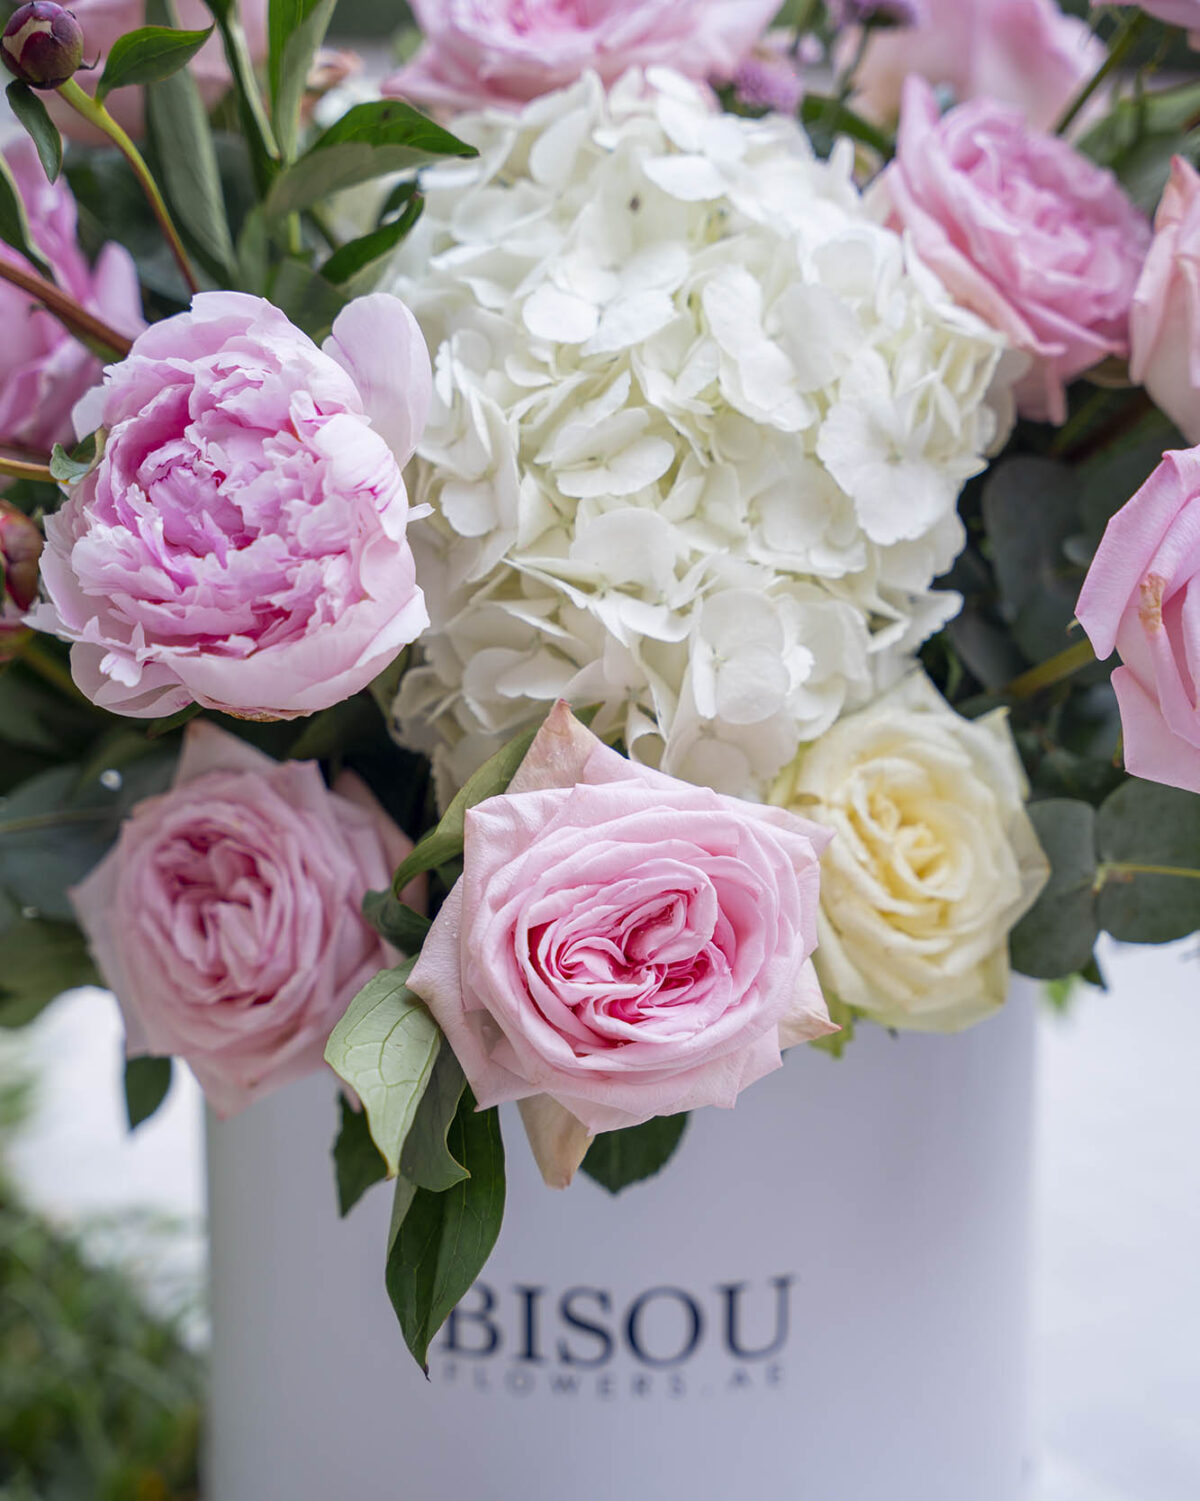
386,67,1012,803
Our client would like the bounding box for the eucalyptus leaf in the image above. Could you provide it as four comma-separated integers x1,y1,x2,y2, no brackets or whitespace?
95,25,215,102
6,82,63,183
125,1056,173,1130
323,960,440,1177
581,1113,689,1195
269,0,338,162
398,1044,468,1193
0,150,53,280
332,1092,389,1216
385,1091,505,1373
0,916,99,1028
1009,799,1100,980
1095,779,1200,943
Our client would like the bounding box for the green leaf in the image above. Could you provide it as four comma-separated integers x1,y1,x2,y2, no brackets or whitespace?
1095,779,1200,943
332,1092,389,1216
95,25,215,102
6,82,63,183
385,1091,505,1373
1009,799,1100,980
323,960,441,1178
1079,80,1200,213
124,1056,173,1130
265,100,476,219
145,0,236,281
398,1044,468,1193
322,192,424,288
807,994,860,1059
581,1113,689,1195
48,432,99,485
0,916,99,1028
0,150,54,280
361,889,431,953
267,257,347,340
269,0,338,162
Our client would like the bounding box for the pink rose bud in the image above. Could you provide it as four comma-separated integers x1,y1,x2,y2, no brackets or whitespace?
32,291,433,722
1130,156,1200,444
408,703,836,1188
876,77,1151,425
70,721,420,1117
0,501,42,613
2,2,84,89
1076,447,1200,795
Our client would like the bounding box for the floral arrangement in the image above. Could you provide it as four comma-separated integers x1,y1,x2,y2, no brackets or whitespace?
3,0,1200,1374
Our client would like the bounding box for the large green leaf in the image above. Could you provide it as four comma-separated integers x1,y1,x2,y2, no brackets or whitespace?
6,82,63,183
322,191,424,289
268,0,338,162
0,915,99,1028
332,1092,389,1216
581,1113,689,1195
323,960,441,1177
1095,779,1200,943
266,257,347,341
385,1091,505,1373
125,1056,173,1130
95,25,215,101
1009,799,1100,980
398,1045,468,1193
0,150,53,279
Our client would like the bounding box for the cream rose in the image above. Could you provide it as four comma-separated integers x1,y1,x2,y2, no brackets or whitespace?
771,673,1048,1033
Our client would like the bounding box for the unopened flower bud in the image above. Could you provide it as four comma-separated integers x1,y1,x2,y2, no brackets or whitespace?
0,501,43,614
2,2,84,90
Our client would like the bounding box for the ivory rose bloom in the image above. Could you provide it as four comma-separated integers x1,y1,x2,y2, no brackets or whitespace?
876,78,1151,424
384,0,780,114
408,704,835,1187
0,137,143,459
771,674,1048,1033
33,291,431,720
1130,156,1200,443
1077,447,1200,795
70,722,417,1116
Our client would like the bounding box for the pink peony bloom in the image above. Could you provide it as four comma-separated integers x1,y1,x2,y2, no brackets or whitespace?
71,720,418,1117
409,703,835,1187
848,0,1103,132
383,0,780,115
1077,448,1200,795
876,77,1151,425
1130,156,1200,443
33,291,432,720
0,137,143,458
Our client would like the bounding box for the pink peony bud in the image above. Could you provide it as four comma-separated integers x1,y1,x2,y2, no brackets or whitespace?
0,501,42,614
2,2,84,90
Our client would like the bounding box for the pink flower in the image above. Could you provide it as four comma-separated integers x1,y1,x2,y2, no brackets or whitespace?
50,0,269,140
847,0,1103,132
876,77,1151,425
0,137,143,458
383,0,780,115
409,703,835,1187
71,721,418,1117
1130,156,1200,443
33,291,432,720
1077,448,1200,795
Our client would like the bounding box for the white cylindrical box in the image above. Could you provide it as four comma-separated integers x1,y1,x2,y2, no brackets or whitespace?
206,980,1036,1501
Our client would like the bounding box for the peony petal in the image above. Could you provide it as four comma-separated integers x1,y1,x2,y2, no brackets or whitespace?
323,293,433,467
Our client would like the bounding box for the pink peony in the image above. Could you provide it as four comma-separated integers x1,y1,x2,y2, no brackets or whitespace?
71,721,418,1116
383,0,780,115
409,703,835,1186
33,291,432,720
848,0,1104,132
1077,448,1200,795
876,77,1151,425
0,137,143,458
1130,156,1200,443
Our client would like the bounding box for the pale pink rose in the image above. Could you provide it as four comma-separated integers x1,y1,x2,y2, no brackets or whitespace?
1130,156,1200,443
51,0,269,141
0,137,143,458
876,78,1151,425
849,0,1103,132
71,721,418,1116
409,703,835,1187
32,291,431,720
1076,447,1200,794
383,0,780,115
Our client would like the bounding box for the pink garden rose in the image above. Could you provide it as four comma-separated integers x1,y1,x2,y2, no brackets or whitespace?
1077,447,1200,795
409,703,835,1187
71,721,418,1116
877,78,1151,425
383,0,780,115
1130,156,1200,443
0,137,142,458
848,0,1103,132
32,291,431,720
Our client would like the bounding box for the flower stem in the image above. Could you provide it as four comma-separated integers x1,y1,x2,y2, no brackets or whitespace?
0,257,133,360
56,78,199,295
210,9,280,194
1055,10,1150,135
1002,638,1097,700
1097,860,1200,887
0,454,55,484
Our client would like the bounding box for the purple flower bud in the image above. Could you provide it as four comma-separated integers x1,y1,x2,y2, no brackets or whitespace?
2,2,84,90
827,0,924,29
0,501,43,614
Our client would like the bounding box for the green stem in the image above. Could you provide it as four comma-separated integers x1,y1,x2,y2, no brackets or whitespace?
1097,860,1200,886
56,78,199,295
0,257,132,360
1002,638,1097,700
16,637,87,704
0,454,54,484
1055,10,1150,135
211,10,280,194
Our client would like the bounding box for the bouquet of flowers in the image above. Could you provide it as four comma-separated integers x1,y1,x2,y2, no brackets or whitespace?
3,0,1200,1375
